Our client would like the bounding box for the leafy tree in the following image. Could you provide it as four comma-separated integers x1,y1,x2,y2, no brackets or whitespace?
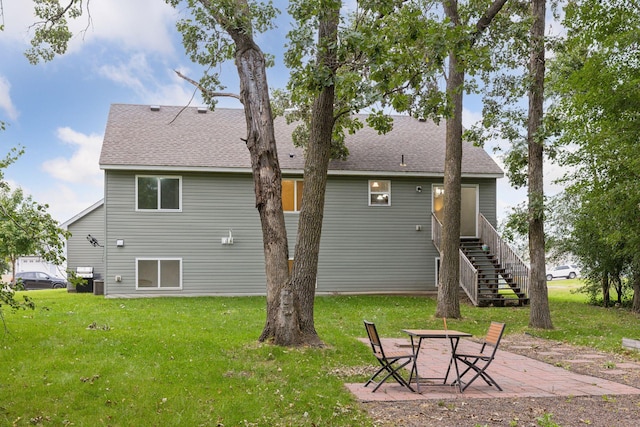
25,0,338,346
273,0,341,346
0,139,37,327
165,0,298,343
464,0,559,328
349,0,512,318
434,0,510,319
280,0,446,343
546,0,640,312
0,186,70,280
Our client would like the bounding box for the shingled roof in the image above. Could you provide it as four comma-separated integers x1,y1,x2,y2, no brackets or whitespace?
99,104,503,178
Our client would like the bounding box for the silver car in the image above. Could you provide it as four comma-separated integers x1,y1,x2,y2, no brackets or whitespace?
546,265,580,281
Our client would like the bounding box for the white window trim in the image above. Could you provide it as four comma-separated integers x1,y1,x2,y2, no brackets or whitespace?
135,175,183,212
368,180,391,206
135,257,183,290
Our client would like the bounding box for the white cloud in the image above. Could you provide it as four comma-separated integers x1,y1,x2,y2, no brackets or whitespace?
41,127,103,187
43,183,102,225
23,180,101,225
73,0,177,55
98,55,204,106
0,76,19,121
462,107,483,129
98,53,152,94
0,0,177,55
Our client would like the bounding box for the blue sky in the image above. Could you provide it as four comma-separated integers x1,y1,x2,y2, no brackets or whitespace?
0,1,557,225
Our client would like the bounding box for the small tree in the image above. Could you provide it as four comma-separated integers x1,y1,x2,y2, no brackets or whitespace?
0,143,38,328
0,187,70,280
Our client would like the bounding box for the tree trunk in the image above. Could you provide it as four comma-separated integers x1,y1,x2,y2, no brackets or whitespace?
287,4,339,347
632,267,640,313
436,4,463,320
527,0,553,329
224,34,290,344
435,0,508,318
601,273,610,308
613,274,623,305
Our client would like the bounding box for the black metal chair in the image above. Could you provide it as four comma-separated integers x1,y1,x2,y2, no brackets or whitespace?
452,321,506,392
363,320,415,392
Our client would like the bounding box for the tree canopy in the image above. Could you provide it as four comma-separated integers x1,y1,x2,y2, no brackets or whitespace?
546,0,640,310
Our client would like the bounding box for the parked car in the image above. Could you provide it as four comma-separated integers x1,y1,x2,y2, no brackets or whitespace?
546,265,580,281
12,271,67,290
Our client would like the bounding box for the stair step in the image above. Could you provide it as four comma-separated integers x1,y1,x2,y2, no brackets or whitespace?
458,236,529,307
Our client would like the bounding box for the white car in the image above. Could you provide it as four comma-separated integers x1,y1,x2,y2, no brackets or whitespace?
546,265,580,281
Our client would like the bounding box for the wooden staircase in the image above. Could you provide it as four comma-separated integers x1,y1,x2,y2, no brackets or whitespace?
432,213,530,307
460,238,529,307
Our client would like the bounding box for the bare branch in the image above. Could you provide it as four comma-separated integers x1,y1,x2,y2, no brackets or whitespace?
174,70,241,101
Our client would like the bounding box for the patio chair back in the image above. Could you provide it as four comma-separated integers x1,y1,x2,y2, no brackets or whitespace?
363,320,415,392
485,321,505,350
452,321,506,392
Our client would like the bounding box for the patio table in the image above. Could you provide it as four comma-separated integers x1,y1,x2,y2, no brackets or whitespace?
402,329,472,393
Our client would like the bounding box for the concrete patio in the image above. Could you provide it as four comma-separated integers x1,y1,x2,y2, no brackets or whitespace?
346,337,640,401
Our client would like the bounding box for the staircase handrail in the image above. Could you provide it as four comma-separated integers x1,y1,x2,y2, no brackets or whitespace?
478,214,529,299
431,213,479,305
431,213,442,252
459,248,479,305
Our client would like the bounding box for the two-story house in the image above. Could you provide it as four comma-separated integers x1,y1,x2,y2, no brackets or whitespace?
65,104,528,306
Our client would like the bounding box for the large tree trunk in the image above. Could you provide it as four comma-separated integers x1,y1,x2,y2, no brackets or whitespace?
527,0,553,329
287,4,339,347
436,49,463,319
435,0,508,318
224,32,291,344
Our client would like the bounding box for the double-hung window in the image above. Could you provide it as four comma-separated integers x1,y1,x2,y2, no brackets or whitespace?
136,258,182,289
369,180,391,206
136,176,181,211
282,179,304,212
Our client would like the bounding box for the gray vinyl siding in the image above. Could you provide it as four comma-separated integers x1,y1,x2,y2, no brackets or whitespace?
315,177,435,293
102,170,498,296
104,170,266,296
66,204,105,281
476,178,498,226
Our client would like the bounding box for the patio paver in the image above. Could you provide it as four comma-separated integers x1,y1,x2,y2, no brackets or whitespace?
347,338,640,401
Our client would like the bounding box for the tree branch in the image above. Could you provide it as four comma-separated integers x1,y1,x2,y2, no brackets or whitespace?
174,70,241,101
472,0,509,44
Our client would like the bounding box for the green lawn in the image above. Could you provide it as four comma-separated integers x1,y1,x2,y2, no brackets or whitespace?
1,284,638,426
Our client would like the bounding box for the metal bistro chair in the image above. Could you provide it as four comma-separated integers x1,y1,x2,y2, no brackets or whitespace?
452,321,506,392
363,320,415,392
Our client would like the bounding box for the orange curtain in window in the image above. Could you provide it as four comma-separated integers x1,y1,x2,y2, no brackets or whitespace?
282,180,295,211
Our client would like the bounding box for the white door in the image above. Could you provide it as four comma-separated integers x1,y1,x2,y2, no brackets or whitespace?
432,184,478,237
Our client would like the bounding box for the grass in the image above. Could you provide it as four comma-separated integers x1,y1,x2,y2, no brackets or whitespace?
1,281,639,426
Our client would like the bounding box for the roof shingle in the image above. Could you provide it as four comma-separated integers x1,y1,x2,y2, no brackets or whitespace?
99,104,503,177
